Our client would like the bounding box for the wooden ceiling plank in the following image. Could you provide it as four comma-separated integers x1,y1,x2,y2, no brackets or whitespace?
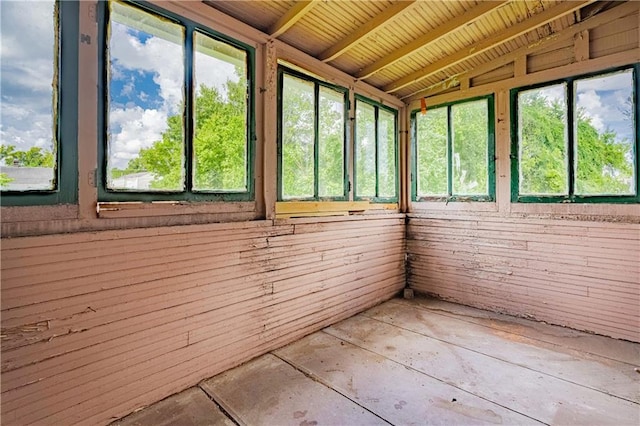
269,0,319,38
318,0,417,62
402,0,637,101
384,0,594,94
356,0,508,80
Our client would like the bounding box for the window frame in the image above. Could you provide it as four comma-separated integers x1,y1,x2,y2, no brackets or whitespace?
1,0,79,206
411,94,496,202
510,64,639,204
353,95,399,203
98,0,256,202
276,65,349,202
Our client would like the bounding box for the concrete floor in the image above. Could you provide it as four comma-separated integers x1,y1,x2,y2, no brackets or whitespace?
113,297,640,425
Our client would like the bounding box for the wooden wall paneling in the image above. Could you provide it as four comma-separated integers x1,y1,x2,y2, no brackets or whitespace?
1,216,405,425
406,217,640,341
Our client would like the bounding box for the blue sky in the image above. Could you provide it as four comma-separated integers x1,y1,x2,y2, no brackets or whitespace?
107,3,241,169
0,1,55,157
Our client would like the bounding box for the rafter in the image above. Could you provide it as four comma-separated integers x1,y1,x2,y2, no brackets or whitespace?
318,1,416,63
356,1,508,80
268,0,318,38
403,0,637,102
383,0,593,94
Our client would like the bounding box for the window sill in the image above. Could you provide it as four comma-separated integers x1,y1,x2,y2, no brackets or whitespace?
410,201,498,212
97,201,256,219
275,201,398,219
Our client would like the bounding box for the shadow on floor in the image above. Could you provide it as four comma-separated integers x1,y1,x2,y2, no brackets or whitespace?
113,297,640,426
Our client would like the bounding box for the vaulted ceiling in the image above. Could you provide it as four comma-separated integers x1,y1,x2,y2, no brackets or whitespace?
204,0,623,100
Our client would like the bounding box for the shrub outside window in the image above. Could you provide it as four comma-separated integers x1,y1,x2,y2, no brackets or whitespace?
512,65,639,203
354,96,399,202
101,0,254,201
0,0,78,205
412,96,495,202
278,67,348,201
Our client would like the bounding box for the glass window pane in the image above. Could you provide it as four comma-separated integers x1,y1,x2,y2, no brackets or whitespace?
282,74,314,199
378,108,396,198
416,107,448,196
0,0,56,191
107,2,185,191
452,100,489,195
575,69,635,196
355,101,376,197
318,87,345,198
518,84,568,196
193,32,248,192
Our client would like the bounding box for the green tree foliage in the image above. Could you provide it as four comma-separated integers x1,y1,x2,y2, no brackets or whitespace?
281,75,345,199
317,88,345,198
575,112,633,195
519,92,569,195
0,173,13,187
452,100,488,195
281,75,315,198
111,74,248,191
355,102,376,197
416,100,489,197
416,107,448,196
519,91,633,196
0,145,55,168
378,108,397,198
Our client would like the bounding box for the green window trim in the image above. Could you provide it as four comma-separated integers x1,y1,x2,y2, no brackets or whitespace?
354,95,399,203
411,95,496,202
510,64,639,204
98,0,255,203
277,66,349,202
1,0,79,206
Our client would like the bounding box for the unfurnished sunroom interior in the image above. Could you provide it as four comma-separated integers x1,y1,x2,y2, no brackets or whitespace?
0,0,638,425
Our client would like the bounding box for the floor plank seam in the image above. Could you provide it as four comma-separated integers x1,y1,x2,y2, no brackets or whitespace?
318,328,552,425
390,299,639,365
197,383,242,426
359,312,640,405
270,351,395,426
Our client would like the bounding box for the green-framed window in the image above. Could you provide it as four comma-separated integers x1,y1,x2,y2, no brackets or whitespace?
511,64,639,203
0,0,78,206
277,67,348,201
99,0,255,202
354,96,398,202
412,95,495,202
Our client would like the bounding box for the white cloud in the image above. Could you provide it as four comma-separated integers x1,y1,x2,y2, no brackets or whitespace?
576,90,606,132
576,71,634,141
0,1,55,152
109,106,170,168
574,70,632,93
107,7,242,169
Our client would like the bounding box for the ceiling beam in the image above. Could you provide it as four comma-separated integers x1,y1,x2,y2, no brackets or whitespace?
383,0,593,94
356,0,508,80
402,0,637,102
318,0,417,63
268,0,319,38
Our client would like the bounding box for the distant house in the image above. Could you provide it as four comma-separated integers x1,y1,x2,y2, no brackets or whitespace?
110,172,155,190
1,166,55,191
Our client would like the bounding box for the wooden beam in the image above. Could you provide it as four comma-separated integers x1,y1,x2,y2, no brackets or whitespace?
318,1,416,62
384,0,593,94
356,1,508,79
268,1,318,38
403,0,635,101
574,30,590,61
